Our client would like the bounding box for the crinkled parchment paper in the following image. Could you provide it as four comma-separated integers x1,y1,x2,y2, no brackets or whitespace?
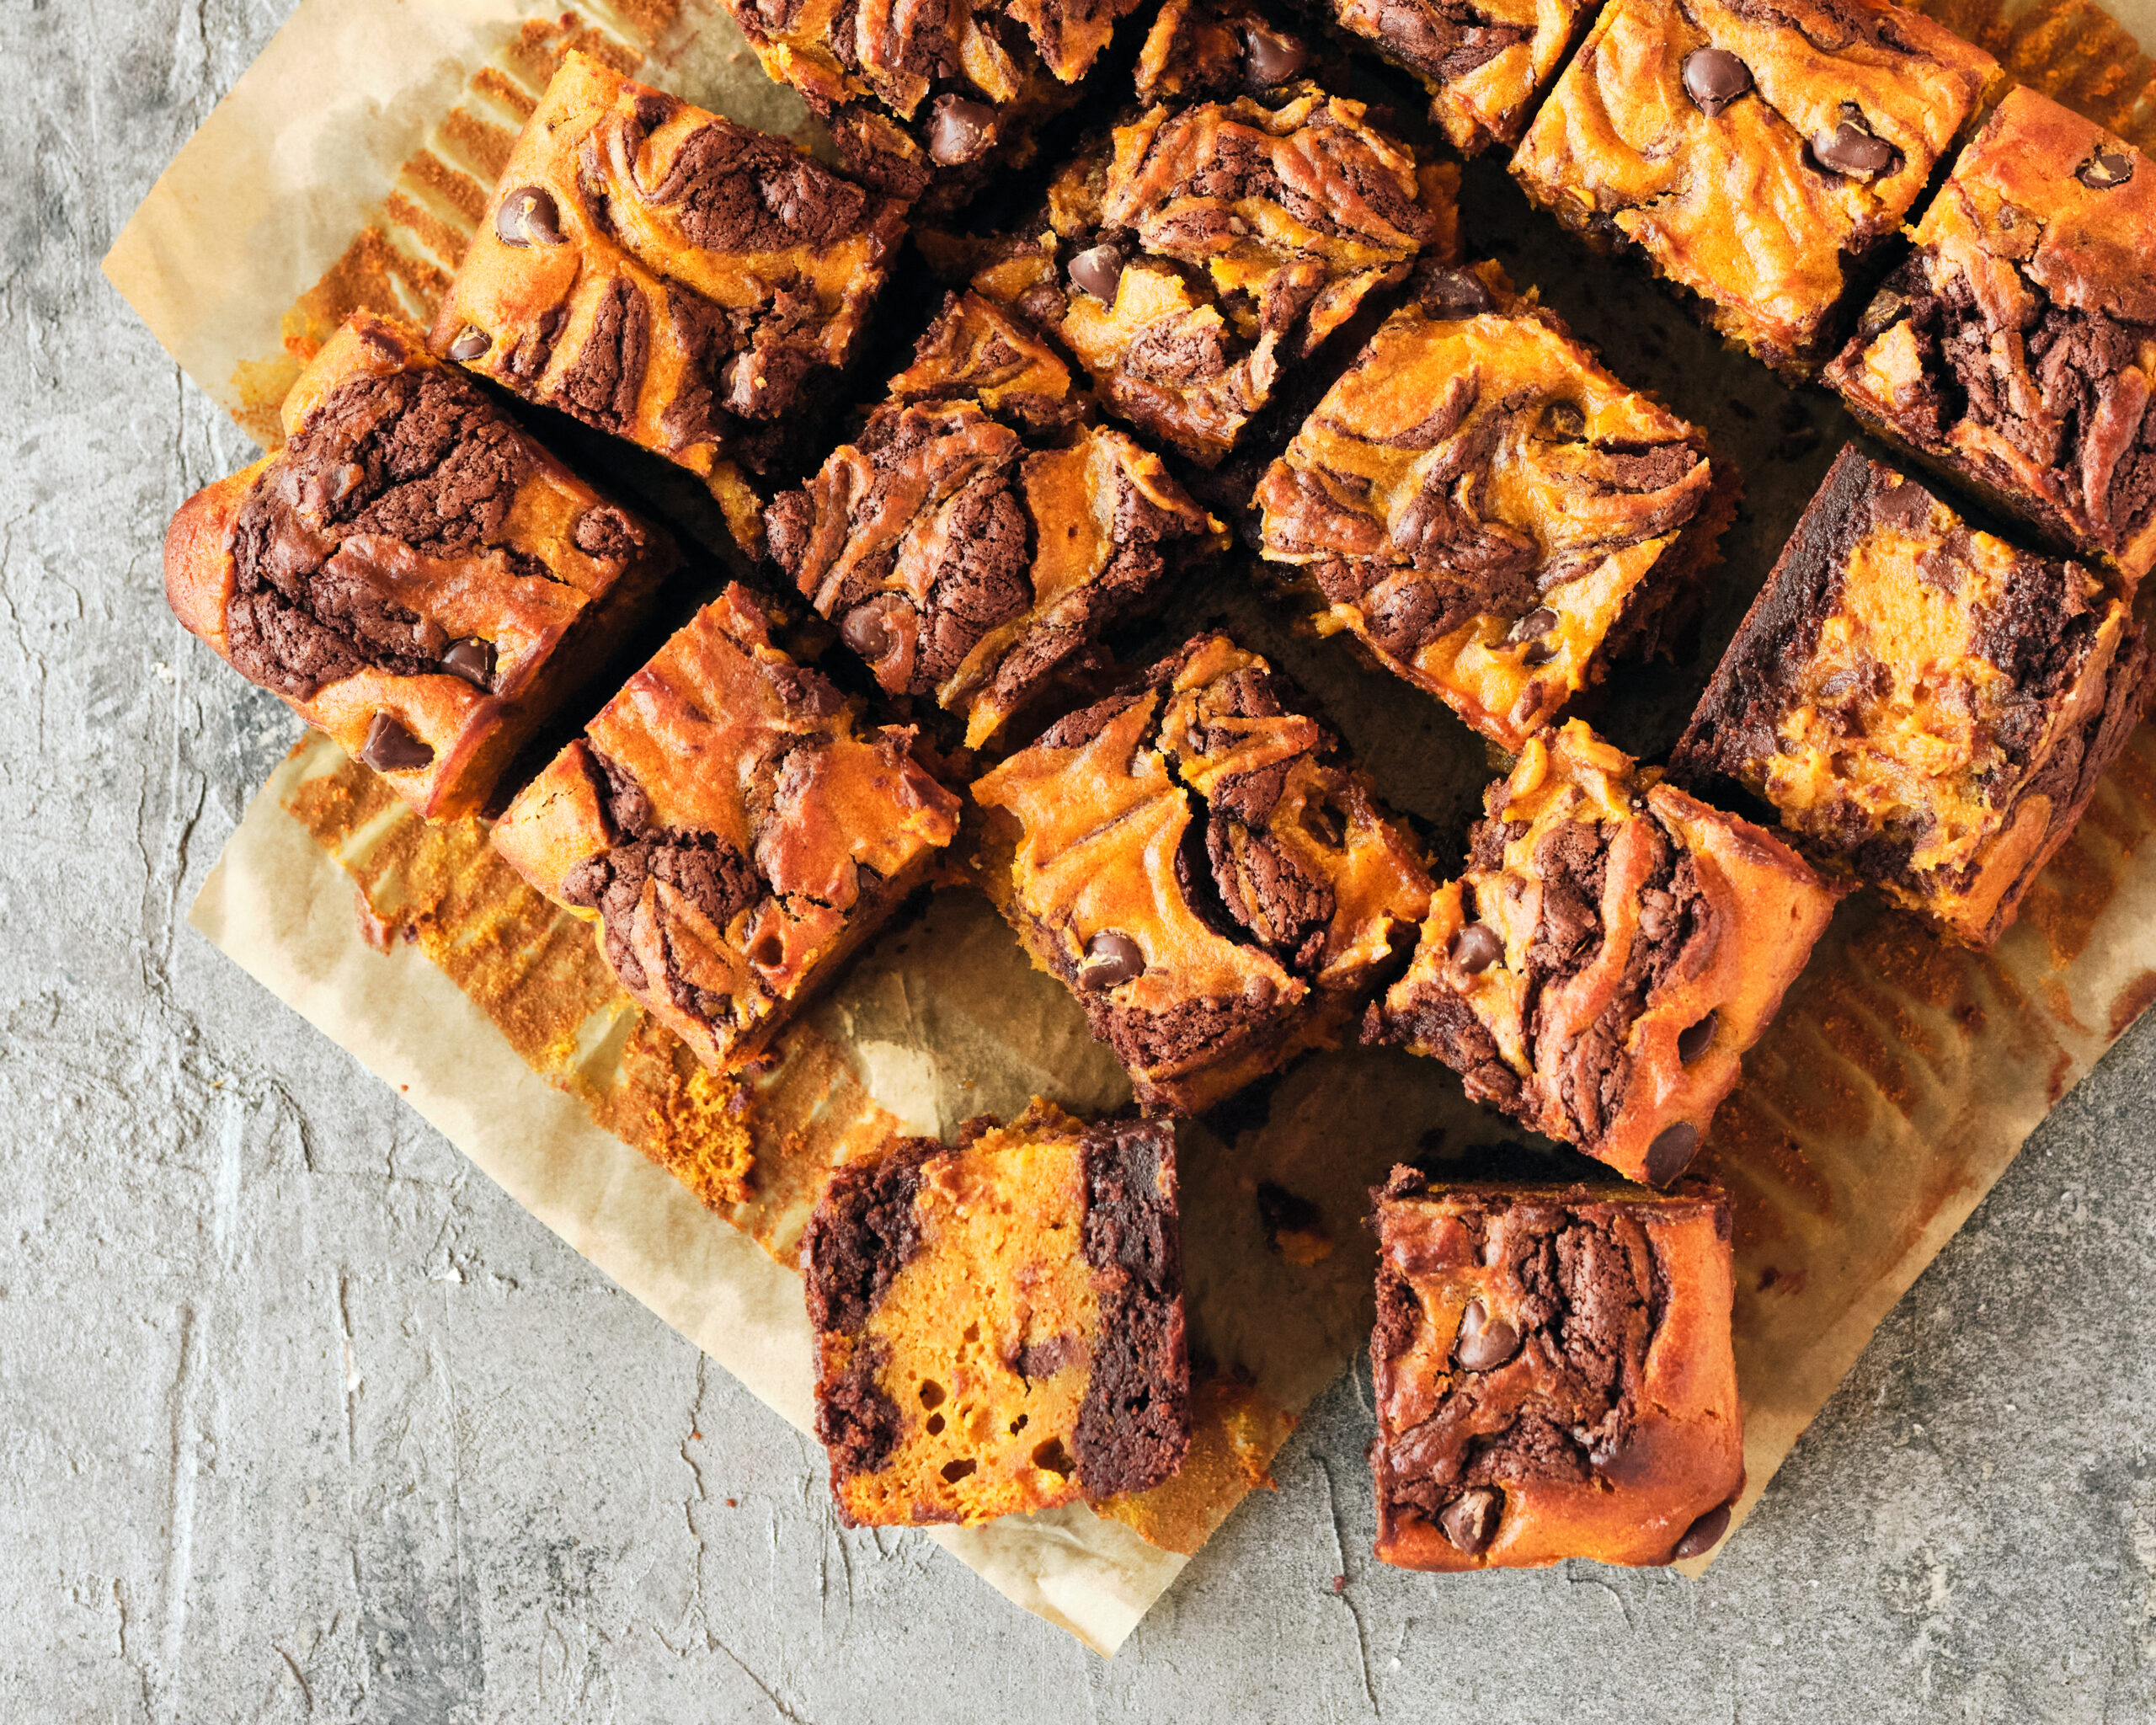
115,0,2156,1658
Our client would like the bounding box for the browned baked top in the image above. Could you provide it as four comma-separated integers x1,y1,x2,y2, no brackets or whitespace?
965,11,1458,464
1670,447,2150,947
766,292,1225,750
1257,259,1726,750
805,1103,1187,1525
1512,0,2002,370
1369,1167,1742,1570
1370,721,1838,1185
1825,87,2156,587
430,51,905,543
1321,0,1596,153
490,584,962,1071
162,312,675,822
973,633,1433,1109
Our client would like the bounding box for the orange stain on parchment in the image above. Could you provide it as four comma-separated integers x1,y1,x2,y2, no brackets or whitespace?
2111,970,2156,1039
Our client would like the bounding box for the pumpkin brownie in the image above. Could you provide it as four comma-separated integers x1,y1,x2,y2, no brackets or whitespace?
962,0,1460,466
1369,1167,1744,1570
806,1102,1189,1525
1510,0,2002,376
973,633,1434,1115
717,0,1145,215
162,312,675,823
765,291,1227,750
1368,721,1838,1186
1825,88,2156,592
490,583,962,1072
1255,259,1734,751
1312,0,1596,154
429,51,906,549
1669,448,2152,948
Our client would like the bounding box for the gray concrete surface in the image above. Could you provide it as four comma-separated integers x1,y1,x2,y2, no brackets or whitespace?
8,2,2156,1719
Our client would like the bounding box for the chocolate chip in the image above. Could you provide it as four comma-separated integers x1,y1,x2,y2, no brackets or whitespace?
1068,243,1125,303
441,638,495,688
496,185,566,247
1809,115,1900,181
633,92,677,133
1448,921,1503,973
1677,1009,1717,1065
1681,47,1752,117
1243,25,1308,84
1521,641,1557,666
1417,268,1497,318
1871,478,1932,532
359,713,435,774
2079,147,2136,189
841,602,896,663
927,97,996,165
1438,1487,1502,1555
1672,1503,1732,1560
1452,1298,1520,1370
1540,401,1585,441
1645,1119,1700,1184
1511,606,1557,640
1077,930,1145,991
446,325,492,363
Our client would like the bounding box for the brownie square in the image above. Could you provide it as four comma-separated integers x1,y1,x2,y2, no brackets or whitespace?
1826,88,2156,591
489,583,962,1071
1255,259,1734,750
1368,720,1838,1186
1313,0,1597,154
1670,448,2153,948
1510,0,2002,375
1369,1167,1744,1570
428,51,906,548
718,0,1145,214
962,0,1460,465
162,312,676,823
765,291,1226,750
973,633,1434,1114
805,1103,1189,1525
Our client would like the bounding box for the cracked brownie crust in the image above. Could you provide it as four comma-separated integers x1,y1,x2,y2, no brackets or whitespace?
1670,447,2153,948
1256,259,1734,750
963,0,1460,465
1510,0,2002,374
973,633,1434,1114
1825,88,2156,590
720,0,1145,215
805,1102,1189,1525
430,51,905,548
490,583,962,1071
163,312,675,822
766,292,1226,750
1369,1168,1743,1570
1369,721,1837,1185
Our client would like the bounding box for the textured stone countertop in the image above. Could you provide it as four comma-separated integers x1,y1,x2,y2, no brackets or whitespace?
8,3,2156,1720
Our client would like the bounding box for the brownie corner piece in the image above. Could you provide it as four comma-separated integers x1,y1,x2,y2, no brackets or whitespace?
1369,720,1837,1185
428,49,905,547
1369,1169,1743,1569
766,291,1226,750
1511,0,2002,374
1824,86,2156,590
488,582,962,1071
972,633,1435,1115
1669,446,2153,948
968,13,1458,465
1257,259,1734,750
161,311,676,823
804,1103,1189,1526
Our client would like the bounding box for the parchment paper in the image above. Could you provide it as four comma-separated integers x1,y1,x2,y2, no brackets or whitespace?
112,0,2156,1662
